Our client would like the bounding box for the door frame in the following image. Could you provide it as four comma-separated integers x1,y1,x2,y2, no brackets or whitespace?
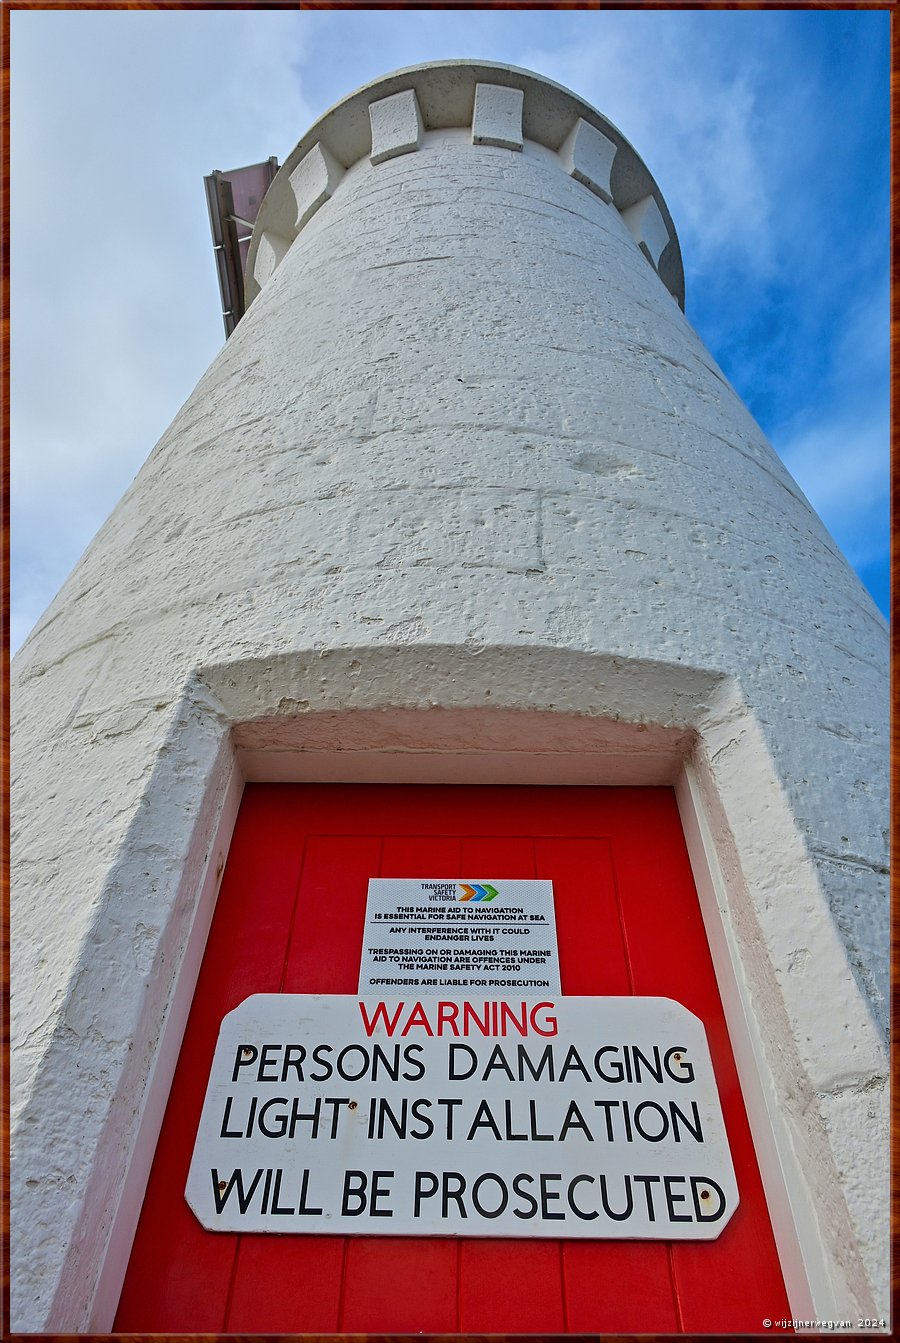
86,713,835,1328
40,660,879,1331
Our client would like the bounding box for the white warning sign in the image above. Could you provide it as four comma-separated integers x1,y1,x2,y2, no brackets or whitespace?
358,878,560,995
186,994,739,1239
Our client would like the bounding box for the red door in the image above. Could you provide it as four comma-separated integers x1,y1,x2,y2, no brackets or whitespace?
115,783,792,1333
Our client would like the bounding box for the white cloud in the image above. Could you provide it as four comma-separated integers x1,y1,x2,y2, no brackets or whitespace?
771,270,889,572
512,14,781,277
777,412,888,570
10,10,315,651
832,277,889,389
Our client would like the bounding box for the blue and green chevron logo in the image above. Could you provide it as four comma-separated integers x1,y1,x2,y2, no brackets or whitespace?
458,883,499,902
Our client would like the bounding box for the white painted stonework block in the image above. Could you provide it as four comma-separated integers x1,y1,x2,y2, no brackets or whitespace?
10,59,887,1333
252,230,292,288
368,88,423,165
288,140,345,230
472,82,524,150
559,116,616,203
621,194,671,269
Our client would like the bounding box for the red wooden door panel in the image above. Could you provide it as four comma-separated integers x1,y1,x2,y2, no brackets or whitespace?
537,835,679,1333
114,783,792,1334
228,832,382,1333
456,833,566,1334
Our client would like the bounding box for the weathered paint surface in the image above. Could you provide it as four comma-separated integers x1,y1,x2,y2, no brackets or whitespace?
10,60,887,1330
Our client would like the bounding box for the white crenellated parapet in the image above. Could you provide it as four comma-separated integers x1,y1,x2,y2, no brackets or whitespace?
245,61,677,304
558,117,617,202
252,230,292,288
288,141,345,228
621,194,672,271
472,82,524,150
368,88,424,164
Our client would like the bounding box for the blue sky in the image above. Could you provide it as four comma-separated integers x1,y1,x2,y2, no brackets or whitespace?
10,8,890,652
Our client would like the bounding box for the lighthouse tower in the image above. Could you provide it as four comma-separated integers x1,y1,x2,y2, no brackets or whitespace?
11,62,888,1333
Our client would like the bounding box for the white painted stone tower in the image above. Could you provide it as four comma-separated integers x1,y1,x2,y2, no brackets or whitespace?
11,62,888,1330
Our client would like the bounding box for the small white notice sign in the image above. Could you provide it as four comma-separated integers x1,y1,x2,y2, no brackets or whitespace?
186,994,739,1239
358,878,560,995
